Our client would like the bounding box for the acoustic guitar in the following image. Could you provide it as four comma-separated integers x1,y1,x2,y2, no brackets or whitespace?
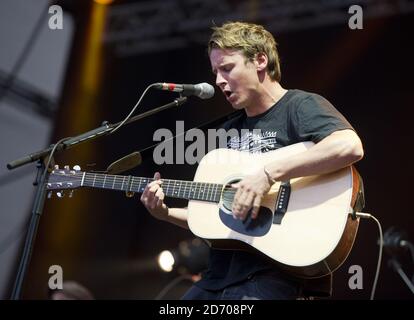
47,142,362,278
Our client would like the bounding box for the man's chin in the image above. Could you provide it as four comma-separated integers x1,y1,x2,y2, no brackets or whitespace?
230,101,245,110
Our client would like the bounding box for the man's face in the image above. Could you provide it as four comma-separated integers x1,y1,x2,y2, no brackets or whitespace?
209,48,259,109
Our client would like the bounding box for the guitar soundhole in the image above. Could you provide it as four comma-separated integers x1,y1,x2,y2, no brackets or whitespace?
221,179,240,213
219,178,273,237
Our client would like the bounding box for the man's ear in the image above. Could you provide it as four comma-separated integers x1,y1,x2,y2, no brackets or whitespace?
255,53,268,72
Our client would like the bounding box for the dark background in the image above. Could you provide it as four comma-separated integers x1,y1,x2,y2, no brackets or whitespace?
8,1,413,299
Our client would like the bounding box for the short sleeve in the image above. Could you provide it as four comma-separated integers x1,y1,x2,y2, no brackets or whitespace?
291,94,354,143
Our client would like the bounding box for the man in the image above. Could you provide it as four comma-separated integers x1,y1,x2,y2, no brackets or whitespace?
140,21,364,299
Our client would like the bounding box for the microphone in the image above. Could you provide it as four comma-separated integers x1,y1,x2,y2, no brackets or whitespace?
154,82,214,99
383,226,412,253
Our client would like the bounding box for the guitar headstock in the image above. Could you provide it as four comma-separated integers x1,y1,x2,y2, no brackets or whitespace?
47,165,83,198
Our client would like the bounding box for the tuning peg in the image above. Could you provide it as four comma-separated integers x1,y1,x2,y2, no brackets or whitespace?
64,165,70,170
68,190,74,198
47,191,53,199
57,191,64,198
73,165,81,171
54,165,59,170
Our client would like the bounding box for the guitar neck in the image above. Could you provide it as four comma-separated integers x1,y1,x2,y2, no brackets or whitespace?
81,172,222,203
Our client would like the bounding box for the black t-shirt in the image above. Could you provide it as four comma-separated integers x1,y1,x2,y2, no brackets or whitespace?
194,89,354,295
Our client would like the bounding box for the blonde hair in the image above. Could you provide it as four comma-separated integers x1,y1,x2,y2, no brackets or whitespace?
208,21,281,82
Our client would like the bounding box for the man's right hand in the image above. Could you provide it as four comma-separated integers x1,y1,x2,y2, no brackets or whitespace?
140,172,169,221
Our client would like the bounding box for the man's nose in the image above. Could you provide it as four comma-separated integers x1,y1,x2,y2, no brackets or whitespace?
215,72,226,87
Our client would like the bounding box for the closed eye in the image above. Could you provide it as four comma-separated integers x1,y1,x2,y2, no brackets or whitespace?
221,64,234,72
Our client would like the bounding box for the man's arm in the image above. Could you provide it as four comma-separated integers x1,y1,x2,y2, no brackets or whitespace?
164,207,189,229
265,129,364,181
232,129,364,220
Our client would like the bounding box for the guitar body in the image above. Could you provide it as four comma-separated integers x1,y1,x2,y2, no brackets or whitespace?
187,142,360,278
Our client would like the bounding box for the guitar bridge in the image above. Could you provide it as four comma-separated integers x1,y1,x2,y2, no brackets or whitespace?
273,181,291,224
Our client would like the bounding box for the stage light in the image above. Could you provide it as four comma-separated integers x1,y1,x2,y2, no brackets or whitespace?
48,0,110,247
93,0,115,5
157,238,209,275
158,250,175,272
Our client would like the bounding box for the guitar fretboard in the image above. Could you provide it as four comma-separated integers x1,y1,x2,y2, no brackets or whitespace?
82,172,222,203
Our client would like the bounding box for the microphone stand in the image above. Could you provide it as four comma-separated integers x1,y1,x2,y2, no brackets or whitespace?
388,258,414,294
7,96,187,299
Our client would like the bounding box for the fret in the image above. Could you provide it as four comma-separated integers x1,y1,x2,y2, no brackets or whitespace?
207,183,214,201
131,177,138,192
202,182,207,201
111,176,116,189
204,183,210,201
142,178,149,192
171,180,177,198
198,182,204,200
97,174,103,188
207,183,212,201
210,183,216,202
183,181,191,199
103,174,107,188
92,174,96,187
216,184,221,202
165,180,169,196
187,181,193,199
211,183,217,202
190,182,196,200
172,180,177,197
215,184,221,202
183,181,189,199
81,172,86,186
177,180,182,198
139,178,149,192
121,177,125,190
126,176,133,192
198,182,204,201
137,178,144,192
208,183,213,201
194,182,199,200
170,180,175,197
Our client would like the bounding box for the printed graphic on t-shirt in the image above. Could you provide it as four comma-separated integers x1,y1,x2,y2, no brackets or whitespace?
228,130,277,153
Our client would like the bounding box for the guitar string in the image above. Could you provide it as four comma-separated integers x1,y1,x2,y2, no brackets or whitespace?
49,169,267,199
49,173,238,192
48,174,239,199
49,180,237,199
49,179,238,194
